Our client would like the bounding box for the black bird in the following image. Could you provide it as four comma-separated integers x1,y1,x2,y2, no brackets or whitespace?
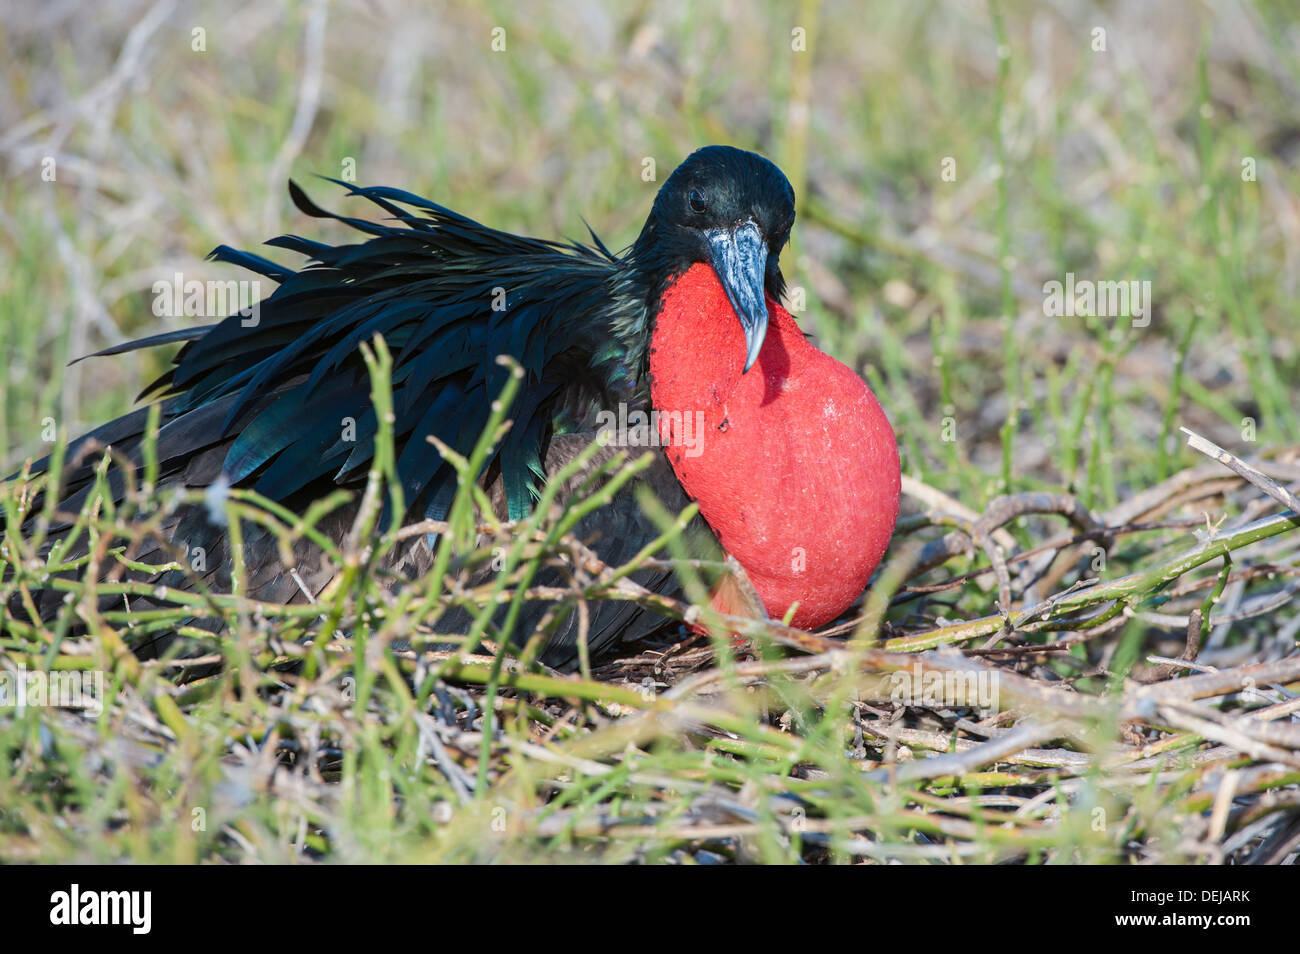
8,146,900,670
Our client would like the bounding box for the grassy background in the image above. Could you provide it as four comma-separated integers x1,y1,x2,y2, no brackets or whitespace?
6,0,1300,496
2,0,1300,863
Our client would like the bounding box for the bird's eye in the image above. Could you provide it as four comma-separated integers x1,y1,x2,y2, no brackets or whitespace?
688,189,707,214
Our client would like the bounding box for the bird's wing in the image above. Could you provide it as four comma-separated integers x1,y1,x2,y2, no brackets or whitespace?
26,180,648,527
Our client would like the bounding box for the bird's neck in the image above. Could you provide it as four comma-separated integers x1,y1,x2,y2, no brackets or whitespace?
647,263,900,629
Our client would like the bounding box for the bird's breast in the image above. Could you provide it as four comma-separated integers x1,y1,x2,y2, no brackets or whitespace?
647,263,900,628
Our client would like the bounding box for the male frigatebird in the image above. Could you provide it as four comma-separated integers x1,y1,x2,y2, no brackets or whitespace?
13,146,900,670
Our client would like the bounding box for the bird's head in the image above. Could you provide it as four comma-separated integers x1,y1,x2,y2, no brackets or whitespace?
634,146,796,372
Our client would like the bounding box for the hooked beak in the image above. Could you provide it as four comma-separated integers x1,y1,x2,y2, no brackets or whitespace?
706,220,769,373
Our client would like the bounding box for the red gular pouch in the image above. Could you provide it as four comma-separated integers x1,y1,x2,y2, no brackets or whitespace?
648,263,900,642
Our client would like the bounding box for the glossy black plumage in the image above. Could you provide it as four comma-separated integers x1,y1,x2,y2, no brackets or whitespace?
132,180,654,522
10,146,799,668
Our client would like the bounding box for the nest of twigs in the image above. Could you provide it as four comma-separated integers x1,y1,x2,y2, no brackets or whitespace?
4,429,1299,864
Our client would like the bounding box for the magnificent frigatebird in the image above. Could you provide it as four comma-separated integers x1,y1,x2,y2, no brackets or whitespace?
11,146,901,670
